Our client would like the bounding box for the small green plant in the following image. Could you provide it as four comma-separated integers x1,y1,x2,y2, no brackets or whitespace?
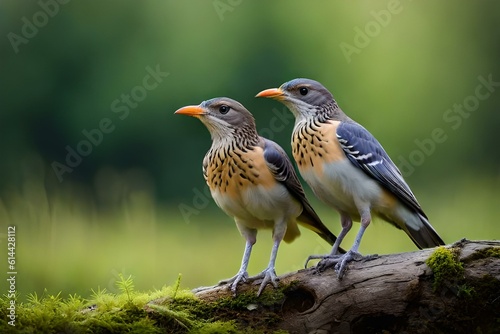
172,273,182,300
116,273,135,302
457,283,475,298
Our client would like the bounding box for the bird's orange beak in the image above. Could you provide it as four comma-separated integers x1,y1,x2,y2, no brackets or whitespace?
174,105,205,117
255,88,285,100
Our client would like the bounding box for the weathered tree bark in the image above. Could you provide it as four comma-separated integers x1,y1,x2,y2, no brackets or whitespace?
194,240,500,334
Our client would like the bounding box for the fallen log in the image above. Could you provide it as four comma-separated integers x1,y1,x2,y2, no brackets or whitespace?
193,239,500,333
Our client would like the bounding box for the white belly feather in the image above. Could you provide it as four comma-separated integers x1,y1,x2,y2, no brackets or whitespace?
211,183,302,230
300,159,383,219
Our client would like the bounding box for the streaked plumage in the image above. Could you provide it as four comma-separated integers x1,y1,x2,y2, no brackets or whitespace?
257,78,445,278
175,97,340,294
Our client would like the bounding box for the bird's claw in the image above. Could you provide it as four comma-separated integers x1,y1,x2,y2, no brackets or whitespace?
218,271,249,294
314,250,378,279
305,253,342,269
333,251,360,278
250,268,279,296
314,254,346,273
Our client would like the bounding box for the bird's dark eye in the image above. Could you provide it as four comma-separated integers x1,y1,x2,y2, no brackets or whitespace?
299,87,308,96
219,105,230,114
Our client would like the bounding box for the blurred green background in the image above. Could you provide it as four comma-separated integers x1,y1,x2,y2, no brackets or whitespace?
1,1,499,300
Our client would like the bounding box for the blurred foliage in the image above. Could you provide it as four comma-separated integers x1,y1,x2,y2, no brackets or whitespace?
1,0,499,199
0,1,499,300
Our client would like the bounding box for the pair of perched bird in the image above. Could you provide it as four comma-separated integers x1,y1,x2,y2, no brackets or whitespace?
175,78,444,296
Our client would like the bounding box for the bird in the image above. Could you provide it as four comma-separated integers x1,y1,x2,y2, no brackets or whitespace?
174,97,341,295
256,78,445,278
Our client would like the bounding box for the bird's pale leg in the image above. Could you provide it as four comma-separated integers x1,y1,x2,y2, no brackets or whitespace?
314,211,378,278
249,220,286,296
219,228,256,294
255,239,280,296
334,210,373,278
305,213,352,268
332,214,353,254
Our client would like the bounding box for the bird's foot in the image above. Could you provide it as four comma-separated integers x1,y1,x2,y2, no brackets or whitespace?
218,270,249,295
305,253,342,268
249,267,279,296
332,250,362,279
316,250,378,279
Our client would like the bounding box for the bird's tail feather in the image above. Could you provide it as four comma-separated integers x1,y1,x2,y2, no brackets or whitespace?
405,213,445,249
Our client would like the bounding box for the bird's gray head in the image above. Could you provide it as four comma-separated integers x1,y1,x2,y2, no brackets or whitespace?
175,97,258,143
257,78,346,122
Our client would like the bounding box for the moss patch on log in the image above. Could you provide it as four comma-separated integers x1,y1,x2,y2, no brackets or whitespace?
0,274,290,333
421,244,500,333
426,246,464,291
466,246,500,261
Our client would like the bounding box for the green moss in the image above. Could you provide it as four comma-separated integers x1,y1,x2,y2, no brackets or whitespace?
189,320,241,333
164,282,296,332
426,246,464,291
466,246,500,261
214,284,287,310
456,283,475,298
0,276,291,333
408,246,500,332
426,245,500,296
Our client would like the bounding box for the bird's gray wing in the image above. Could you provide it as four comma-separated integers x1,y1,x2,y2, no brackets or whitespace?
336,122,426,218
